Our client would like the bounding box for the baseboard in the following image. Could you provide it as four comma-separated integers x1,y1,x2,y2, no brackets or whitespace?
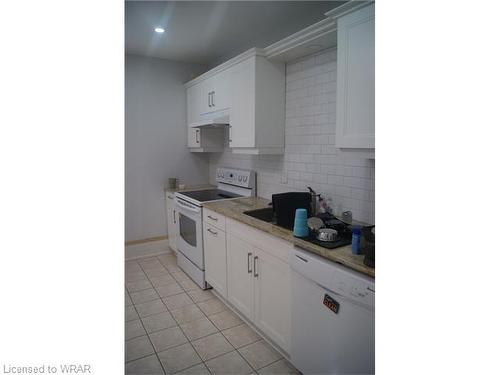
125,238,171,260
125,235,167,246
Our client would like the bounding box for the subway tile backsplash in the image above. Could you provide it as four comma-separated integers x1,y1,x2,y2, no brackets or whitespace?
209,48,375,224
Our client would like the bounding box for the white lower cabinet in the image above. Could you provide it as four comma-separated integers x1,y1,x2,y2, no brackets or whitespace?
253,247,291,353
203,222,227,298
226,229,291,354
165,194,178,253
226,234,255,321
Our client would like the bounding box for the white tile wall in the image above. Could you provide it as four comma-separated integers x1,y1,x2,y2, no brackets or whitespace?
209,48,375,224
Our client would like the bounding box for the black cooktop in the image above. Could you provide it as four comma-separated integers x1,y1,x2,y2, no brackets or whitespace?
178,189,241,202
299,213,353,250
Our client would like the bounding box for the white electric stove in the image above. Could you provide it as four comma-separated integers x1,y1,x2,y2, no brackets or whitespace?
174,168,255,288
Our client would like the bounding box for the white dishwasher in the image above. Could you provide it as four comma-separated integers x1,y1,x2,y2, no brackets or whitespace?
290,247,375,375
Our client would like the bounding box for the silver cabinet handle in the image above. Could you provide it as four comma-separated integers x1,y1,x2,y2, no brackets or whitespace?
195,129,199,144
173,210,176,224
207,215,218,221
228,125,232,143
247,253,252,273
207,228,218,236
253,256,258,277
208,92,211,107
212,90,215,107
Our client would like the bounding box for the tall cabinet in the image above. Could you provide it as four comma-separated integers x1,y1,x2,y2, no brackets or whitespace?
335,3,375,151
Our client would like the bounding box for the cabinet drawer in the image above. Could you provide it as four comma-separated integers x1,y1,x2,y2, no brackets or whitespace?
203,208,226,230
203,222,227,298
226,218,292,263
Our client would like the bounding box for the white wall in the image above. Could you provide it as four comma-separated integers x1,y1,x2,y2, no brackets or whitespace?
125,54,209,242
209,48,375,224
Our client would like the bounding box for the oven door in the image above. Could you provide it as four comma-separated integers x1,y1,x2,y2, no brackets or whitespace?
175,197,204,269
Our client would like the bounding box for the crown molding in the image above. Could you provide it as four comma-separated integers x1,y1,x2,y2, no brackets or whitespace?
185,1,374,86
263,17,337,61
324,1,373,19
185,47,265,88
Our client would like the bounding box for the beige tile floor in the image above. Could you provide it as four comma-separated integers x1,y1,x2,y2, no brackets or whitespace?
125,252,300,375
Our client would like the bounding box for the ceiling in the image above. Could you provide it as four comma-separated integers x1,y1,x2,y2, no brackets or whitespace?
125,1,346,65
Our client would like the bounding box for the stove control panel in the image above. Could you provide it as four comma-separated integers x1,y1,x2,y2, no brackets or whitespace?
216,168,255,189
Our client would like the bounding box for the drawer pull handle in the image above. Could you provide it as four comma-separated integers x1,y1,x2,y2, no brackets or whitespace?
207,215,218,221
207,228,218,236
247,253,252,273
253,256,258,277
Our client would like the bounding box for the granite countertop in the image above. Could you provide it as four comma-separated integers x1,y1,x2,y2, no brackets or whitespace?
164,184,215,194
203,196,375,278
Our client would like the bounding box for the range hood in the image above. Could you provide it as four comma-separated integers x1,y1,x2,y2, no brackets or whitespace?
189,112,230,128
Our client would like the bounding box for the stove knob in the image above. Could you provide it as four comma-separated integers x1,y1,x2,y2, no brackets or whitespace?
238,176,242,182
243,176,248,182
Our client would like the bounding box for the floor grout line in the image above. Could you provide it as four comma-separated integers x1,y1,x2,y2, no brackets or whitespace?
126,253,289,374
134,258,169,375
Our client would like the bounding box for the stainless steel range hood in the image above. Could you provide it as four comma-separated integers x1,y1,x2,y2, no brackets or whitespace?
189,111,230,128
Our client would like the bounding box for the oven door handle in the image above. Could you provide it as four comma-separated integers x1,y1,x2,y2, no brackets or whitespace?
175,198,201,213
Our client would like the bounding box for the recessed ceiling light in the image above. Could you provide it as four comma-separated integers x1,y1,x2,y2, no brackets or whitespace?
154,27,165,33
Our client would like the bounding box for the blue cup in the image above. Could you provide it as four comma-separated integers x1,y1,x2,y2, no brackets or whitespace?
293,208,309,237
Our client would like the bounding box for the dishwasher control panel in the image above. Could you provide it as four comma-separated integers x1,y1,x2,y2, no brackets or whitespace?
291,246,375,308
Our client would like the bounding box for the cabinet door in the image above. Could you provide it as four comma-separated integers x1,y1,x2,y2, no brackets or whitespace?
166,195,178,252
336,4,375,149
226,234,254,321
229,57,256,148
253,248,291,353
200,77,216,115
187,128,201,148
187,84,202,126
203,223,227,298
212,69,231,113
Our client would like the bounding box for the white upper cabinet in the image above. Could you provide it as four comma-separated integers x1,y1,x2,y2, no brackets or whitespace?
200,71,232,115
335,4,375,150
187,85,202,126
229,55,285,154
185,49,285,154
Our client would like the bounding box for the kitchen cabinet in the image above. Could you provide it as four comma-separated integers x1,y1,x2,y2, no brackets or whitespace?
187,127,224,152
225,218,292,353
203,221,227,298
165,193,178,253
253,247,291,353
200,71,232,115
227,233,255,321
187,85,202,126
335,3,375,151
229,55,285,154
187,127,201,148
185,49,285,154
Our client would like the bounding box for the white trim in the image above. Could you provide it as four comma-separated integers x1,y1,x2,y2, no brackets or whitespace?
324,1,374,19
185,48,265,88
184,2,374,87
189,147,224,153
263,17,337,60
231,147,284,155
125,239,171,260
